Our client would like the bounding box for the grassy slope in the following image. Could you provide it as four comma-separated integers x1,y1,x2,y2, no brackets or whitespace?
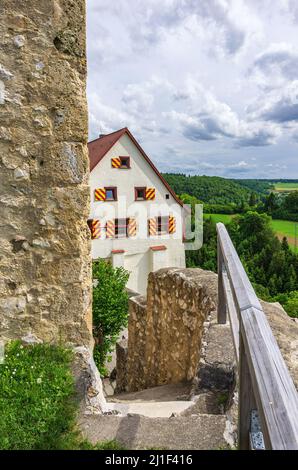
0,341,76,450
0,341,124,450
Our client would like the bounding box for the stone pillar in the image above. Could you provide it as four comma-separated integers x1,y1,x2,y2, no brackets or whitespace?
0,1,92,347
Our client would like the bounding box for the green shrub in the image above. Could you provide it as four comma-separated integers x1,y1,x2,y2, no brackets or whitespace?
0,341,77,450
272,291,298,318
92,259,129,375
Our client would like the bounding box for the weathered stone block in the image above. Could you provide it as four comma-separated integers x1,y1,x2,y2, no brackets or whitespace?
0,0,92,347
126,268,217,391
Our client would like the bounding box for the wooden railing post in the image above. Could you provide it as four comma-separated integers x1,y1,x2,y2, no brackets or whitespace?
216,223,298,450
217,235,227,324
238,331,256,449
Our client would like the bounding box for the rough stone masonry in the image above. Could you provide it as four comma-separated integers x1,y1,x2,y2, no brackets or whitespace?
125,268,217,392
123,267,298,394
0,1,92,346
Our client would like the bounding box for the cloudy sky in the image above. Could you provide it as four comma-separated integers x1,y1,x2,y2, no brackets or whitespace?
86,0,298,178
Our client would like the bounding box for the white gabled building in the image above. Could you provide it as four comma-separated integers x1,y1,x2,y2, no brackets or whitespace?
88,127,186,295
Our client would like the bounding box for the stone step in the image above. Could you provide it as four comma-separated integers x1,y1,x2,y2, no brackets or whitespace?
109,382,192,403
182,392,225,416
79,414,229,450
107,400,194,418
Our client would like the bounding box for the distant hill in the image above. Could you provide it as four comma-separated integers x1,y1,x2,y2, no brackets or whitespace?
162,173,252,205
231,179,273,195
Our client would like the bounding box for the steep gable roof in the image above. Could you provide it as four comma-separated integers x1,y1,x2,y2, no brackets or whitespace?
88,127,127,172
88,127,183,207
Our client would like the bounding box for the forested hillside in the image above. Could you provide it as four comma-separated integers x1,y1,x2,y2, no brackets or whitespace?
232,179,273,194
162,173,251,205
186,212,298,318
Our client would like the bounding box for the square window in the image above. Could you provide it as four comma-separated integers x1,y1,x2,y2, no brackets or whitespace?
165,194,170,200
119,156,130,168
157,216,169,235
105,187,117,201
135,187,146,201
115,218,128,238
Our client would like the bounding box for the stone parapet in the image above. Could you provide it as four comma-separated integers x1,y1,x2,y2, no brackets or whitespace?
126,268,217,391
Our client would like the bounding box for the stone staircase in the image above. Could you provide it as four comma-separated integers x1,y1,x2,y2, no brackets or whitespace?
79,413,228,450
107,383,194,418
79,312,238,449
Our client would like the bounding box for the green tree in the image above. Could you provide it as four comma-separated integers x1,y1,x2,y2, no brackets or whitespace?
92,259,129,374
281,236,290,252
284,191,298,213
249,191,257,207
273,291,298,318
185,195,298,318
265,192,278,214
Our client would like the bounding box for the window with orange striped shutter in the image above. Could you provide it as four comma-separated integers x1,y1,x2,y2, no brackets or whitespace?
145,188,155,200
94,188,106,201
169,216,176,234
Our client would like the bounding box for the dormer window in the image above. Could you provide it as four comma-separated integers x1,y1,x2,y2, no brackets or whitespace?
119,156,130,168
105,187,117,201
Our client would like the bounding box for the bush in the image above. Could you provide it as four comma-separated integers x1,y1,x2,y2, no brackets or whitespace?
0,341,78,450
272,291,298,318
92,259,129,375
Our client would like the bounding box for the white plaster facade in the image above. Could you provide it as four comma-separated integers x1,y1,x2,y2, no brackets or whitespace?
89,130,185,295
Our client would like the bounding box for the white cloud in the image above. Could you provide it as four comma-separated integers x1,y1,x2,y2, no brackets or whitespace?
249,43,298,89
247,80,298,142
163,79,280,146
88,94,137,136
87,0,298,178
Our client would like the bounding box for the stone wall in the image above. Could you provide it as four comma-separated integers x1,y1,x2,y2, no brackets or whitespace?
125,267,298,394
0,1,92,346
126,268,217,391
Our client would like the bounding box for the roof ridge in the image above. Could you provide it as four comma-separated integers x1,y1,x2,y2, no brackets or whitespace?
88,127,128,144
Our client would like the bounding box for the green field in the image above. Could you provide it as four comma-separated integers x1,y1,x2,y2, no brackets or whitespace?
204,213,298,252
274,182,298,192
270,219,298,251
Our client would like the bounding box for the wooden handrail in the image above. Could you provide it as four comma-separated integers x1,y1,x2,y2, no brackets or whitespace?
216,222,298,450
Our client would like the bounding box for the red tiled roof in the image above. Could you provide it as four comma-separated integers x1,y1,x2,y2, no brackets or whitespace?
88,127,127,172
88,127,183,207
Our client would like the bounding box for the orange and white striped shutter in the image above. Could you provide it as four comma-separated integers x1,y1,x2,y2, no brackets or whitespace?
111,157,121,168
148,217,157,236
94,188,106,201
106,219,115,239
169,216,176,234
88,219,101,239
145,188,155,200
90,220,101,239
128,218,137,237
